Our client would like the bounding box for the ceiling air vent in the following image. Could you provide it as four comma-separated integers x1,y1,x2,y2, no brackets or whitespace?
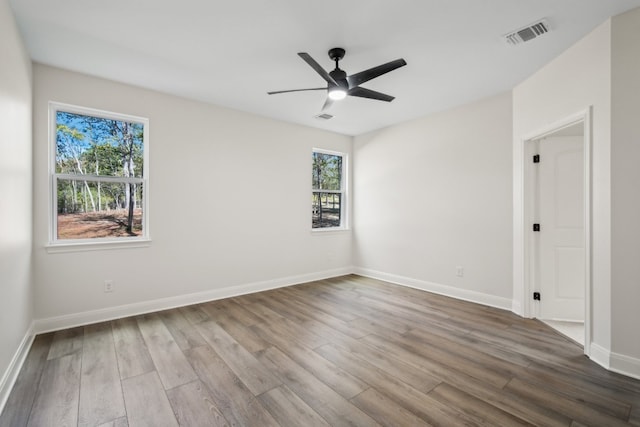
504,19,549,45
314,113,333,120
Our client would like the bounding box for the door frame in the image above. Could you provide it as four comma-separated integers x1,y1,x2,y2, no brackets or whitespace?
516,107,592,356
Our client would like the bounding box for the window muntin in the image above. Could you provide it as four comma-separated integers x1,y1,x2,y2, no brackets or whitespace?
312,150,345,229
50,103,149,244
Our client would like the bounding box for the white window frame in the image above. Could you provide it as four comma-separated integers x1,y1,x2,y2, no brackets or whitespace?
312,148,348,231
48,102,150,250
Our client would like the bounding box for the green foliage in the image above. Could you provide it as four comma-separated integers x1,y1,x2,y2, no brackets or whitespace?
312,152,342,191
312,152,343,228
55,111,145,216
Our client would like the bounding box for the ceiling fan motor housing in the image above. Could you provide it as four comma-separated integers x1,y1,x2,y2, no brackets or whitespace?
329,69,349,90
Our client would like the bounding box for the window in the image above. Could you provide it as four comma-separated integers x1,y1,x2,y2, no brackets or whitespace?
50,103,149,245
312,149,346,229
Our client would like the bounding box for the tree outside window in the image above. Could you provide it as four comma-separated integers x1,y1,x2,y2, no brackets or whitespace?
50,103,148,243
312,150,345,229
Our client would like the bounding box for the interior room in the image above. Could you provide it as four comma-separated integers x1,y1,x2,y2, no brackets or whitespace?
2,0,640,425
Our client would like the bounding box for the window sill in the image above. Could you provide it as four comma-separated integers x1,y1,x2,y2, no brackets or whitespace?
311,227,351,235
45,238,151,254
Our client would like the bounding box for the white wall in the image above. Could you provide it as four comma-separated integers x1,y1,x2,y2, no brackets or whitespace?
611,7,640,368
353,92,513,308
0,0,33,404
32,65,352,327
513,20,612,351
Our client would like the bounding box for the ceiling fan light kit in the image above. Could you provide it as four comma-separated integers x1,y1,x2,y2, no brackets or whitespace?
268,47,407,111
328,87,347,100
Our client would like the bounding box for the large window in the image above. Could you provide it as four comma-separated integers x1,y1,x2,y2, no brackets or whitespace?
312,149,346,229
50,103,149,244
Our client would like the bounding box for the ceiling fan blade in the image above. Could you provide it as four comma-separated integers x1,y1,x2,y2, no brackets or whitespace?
298,52,339,86
347,58,407,88
321,97,334,111
267,87,326,95
348,86,395,102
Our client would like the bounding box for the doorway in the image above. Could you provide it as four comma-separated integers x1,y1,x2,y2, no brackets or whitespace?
520,110,591,353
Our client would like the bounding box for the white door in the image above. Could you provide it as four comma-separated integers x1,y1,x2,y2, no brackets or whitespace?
537,135,585,321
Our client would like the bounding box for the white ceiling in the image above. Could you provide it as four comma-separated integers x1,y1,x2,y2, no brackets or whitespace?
10,0,640,136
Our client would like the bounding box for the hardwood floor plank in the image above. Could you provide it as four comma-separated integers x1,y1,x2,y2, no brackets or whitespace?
259,385,331,427
78,322,126,427
350,331,570,426
516,363,633,420
244,302,328,349
527,355,640,397
351,388,432,427
403,327,526,379
0,334,53,427
408,320,533,369
177,304,210,325
121,371,178,427
47,326,83,360
250,322,368,399
165,380,228,427
195,320,280,395
428,383,533,426
260,290,369,339
348,315,412,336
200,299,262,327
431,368,571,427
276,286,359,322
470,327,582,364
212,311,270,353
346,276,517,330
315,343,483,427
256,346,381,427
346,328,570,426
27,353,81,427
157,309,207,351
97,417,128,427
136,314,198,390
185,345,279,427
361,333,511,389
323,334,442,394
630,408,640,426
505,377,631,426
112,317,155,380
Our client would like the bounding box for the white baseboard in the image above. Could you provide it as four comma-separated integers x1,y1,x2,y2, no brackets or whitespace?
579,342,640,381
0,323,35,416
353,267,513,311
610,351,640,380
33,267,353,334
511,299,523,316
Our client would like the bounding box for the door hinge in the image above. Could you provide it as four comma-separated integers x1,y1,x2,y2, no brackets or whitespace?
533,223,541,232
533,154,540,163
533,292,541,301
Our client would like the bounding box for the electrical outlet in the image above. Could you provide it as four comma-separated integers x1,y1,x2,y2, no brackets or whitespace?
456,266,464,277
104,280,114,293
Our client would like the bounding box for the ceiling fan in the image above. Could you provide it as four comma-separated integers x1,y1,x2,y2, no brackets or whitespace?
268,48,407,111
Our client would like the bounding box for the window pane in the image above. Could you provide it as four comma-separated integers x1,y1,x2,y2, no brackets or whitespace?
312,192,341,228
56,111,144,178
312,152,342,191
57,179,144,239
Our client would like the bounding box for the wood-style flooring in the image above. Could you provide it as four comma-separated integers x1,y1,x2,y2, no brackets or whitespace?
1,275,639,426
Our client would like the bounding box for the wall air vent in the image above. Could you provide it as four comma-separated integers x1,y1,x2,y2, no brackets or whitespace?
504,19,550,45
314,113,333,120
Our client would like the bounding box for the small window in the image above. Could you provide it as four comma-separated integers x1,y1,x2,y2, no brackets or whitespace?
49,103,149,245
312,149,346,229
